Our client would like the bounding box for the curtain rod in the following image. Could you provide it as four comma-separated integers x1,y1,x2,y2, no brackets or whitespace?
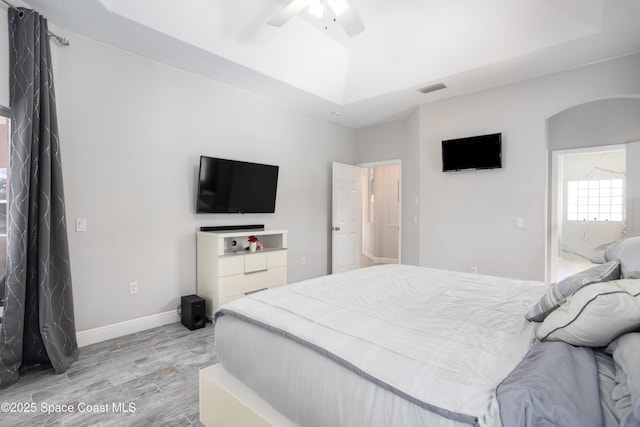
0,0,70,46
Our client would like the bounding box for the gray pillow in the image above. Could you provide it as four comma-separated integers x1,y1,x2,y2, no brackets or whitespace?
606,333,640,427
525,260,620,322
605,237,640,279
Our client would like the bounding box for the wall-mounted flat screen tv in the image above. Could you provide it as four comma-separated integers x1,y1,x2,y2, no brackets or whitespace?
442,133,502,172
196,156,279,213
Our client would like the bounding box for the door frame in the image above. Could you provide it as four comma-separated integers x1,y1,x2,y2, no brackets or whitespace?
358,159,402,264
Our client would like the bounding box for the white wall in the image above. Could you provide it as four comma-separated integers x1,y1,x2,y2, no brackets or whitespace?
402,110,421,266
356,121,405,163
548,98,640,151
627,141,640,237
419,53,640,280
0,27,356,332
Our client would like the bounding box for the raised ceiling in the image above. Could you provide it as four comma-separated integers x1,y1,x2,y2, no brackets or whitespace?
22,0,640,128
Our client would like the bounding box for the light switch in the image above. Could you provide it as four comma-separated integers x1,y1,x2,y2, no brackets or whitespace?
515,217,524,229
76,218,87,232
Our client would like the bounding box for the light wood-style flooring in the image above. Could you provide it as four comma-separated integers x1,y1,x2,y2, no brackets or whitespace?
0,321,216,426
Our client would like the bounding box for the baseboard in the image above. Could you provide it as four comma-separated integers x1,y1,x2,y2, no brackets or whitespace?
363,250,374,261
76,310,180,348
363,252,398,265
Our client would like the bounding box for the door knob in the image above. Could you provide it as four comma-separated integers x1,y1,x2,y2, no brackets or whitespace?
332,226,341,231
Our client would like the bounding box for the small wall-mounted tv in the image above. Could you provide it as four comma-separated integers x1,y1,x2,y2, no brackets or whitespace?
442,133,502,172
196,156,279,213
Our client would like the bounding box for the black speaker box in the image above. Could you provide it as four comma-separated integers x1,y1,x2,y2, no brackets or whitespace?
181,295,205,330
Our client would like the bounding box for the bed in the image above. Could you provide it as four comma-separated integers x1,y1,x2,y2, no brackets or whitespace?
200,237,640,427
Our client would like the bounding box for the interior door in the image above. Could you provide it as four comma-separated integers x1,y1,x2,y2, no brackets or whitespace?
332,162,362,273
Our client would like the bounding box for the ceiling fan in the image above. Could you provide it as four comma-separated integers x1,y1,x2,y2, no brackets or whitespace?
268,0,365,37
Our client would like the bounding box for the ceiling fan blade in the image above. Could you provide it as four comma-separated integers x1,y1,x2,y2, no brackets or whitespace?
332,1,364,37
267,0,309,27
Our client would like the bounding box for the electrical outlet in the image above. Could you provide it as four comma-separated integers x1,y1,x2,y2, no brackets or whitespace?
470,266,478,274
76,218,87,232
129,282,139,295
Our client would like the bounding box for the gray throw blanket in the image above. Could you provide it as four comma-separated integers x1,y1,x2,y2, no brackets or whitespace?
497,340,602,427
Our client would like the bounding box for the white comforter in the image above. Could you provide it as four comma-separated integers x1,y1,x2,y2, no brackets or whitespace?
217,264,548,426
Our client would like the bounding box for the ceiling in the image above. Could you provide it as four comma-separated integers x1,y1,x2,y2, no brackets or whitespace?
21,0,640,128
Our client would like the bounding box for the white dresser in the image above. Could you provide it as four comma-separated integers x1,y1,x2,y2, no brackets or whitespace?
196,229,288,318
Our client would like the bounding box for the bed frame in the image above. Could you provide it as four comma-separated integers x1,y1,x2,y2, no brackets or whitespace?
199,363,298,427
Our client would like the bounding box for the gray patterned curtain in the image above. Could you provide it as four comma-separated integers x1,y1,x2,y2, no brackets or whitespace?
0,8,77,387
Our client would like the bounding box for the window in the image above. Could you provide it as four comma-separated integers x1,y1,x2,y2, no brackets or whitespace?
566,179,624,222
0,109,9,280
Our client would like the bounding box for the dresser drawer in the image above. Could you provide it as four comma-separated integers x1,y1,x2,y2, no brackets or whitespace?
218,267,287,299
218,255,244,277
244,252,267,273
218,294,243,308
267,250,287,268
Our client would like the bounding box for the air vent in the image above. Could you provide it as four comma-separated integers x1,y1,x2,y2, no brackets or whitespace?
418,83,447,94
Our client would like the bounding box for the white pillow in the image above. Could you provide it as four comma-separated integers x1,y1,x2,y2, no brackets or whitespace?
538,279,640,347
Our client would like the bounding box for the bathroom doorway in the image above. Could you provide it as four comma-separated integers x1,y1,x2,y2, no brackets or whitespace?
360,161,401,266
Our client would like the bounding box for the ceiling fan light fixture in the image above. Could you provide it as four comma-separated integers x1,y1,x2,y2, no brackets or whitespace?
268,0,364,37
328,0,348,16
308,0,325,18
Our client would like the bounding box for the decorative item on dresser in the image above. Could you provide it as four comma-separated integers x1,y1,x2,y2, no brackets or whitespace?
196,229,288,319
248,235,259,252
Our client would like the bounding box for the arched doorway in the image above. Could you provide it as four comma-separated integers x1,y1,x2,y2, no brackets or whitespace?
547,97,640,281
